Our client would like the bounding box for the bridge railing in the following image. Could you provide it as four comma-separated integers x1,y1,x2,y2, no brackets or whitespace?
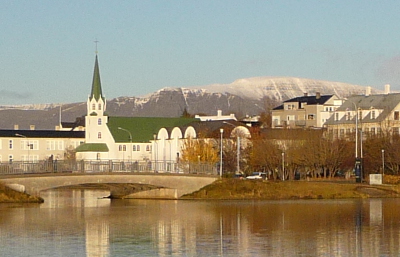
0,160,218,175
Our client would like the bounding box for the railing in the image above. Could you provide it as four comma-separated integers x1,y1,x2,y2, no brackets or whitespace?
0,160,218,176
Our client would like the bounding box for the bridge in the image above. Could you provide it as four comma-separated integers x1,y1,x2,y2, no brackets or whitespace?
0,173,219,199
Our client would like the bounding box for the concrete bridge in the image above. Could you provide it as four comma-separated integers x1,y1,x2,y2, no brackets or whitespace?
0,173,219,199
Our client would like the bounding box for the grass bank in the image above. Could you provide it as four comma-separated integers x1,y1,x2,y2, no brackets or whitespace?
0,183,44,203
181,179,400,200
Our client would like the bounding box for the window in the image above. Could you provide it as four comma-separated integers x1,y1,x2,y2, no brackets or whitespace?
346,112,351,121
98,132,102,139
9,140,13,150
98,118,102,125
132,145,136,151
371,110,376,119
371,127,376,134
98,103,102,110
8,155,13,163
92,103,96,110
395,111,399,120
335,113,339,121
97,153,100,160
119,145,126,151
137,145,140,151
307,114,315,120
146,145,151,151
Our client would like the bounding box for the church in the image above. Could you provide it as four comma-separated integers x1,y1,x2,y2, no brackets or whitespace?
0,53,251,173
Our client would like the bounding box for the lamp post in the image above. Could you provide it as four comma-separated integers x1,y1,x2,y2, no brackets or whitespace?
118,127,132,164
282,152,285,181
349,100,362,183
153,133,158,173
15,133,30,162
220,128,223,177
223,121,240,174
382,149,385,177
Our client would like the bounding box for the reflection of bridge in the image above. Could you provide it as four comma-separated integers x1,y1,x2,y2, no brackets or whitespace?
0,173,218,199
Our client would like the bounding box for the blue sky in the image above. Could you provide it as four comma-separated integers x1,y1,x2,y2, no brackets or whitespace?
1,0,400,104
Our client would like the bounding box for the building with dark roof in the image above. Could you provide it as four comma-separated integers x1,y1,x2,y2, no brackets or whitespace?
271,93,343,128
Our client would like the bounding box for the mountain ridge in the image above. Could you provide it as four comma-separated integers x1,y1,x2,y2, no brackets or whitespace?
0,77,383,130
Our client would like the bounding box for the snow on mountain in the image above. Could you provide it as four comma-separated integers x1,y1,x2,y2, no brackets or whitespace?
187,76,381,101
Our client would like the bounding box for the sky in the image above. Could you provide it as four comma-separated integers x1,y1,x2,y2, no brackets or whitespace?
1,0,400,105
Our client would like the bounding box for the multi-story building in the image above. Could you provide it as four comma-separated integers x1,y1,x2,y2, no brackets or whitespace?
272,93,343,129
325,93,400,138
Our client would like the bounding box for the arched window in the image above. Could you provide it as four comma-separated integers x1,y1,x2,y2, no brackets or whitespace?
98,118,102,125
92,103,96,110
132,145,136,151
98,132,102,139
98,103,102,110
137,145,140,151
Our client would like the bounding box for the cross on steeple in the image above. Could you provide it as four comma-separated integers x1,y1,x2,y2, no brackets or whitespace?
94,39,99,54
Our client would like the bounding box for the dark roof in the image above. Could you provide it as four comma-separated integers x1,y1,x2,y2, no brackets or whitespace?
0,130,85,138
273,95,334,110
108,117,199,143
61,116,85,130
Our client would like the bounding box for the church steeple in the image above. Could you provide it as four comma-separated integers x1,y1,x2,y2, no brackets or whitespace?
87,54,106,116
90,54,104,101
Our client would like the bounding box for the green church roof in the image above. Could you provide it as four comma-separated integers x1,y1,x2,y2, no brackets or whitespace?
108,117,198,143
90,55,104,101
75,143,109,152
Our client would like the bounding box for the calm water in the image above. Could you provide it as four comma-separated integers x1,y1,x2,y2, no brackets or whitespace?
1,189,400,257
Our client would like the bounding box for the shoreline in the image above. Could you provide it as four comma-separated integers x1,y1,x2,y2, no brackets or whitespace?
2,178,400,203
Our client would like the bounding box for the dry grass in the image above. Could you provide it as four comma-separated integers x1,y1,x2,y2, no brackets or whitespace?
0,183,43,203
181,179,400,200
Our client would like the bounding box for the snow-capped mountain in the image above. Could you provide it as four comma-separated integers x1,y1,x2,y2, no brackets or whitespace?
0,77,383,130
189,76,378,101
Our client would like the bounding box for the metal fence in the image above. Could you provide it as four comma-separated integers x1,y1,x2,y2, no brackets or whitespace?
0,160,218,176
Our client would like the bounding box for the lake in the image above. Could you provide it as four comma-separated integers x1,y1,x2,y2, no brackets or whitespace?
1,189,400,256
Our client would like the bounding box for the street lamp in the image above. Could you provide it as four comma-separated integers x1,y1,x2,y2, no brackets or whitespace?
118,127,132,164
349,100,362,183
223,121,240,174
382,149,385,177
15,133,30,162
153,133,158,173
282,152,285,181
220,128,223,177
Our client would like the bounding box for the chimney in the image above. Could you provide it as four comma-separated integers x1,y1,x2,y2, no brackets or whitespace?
304,92,308,97
365,86,371,96
385,84,390,94
316,92,321,99
30,125,35,130
14,125,19,130
217,110,222,117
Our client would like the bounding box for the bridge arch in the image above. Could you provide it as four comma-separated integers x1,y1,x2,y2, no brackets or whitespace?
0,174,217,199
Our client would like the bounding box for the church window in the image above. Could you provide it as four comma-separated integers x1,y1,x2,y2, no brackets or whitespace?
98,132,102,139
98,118,102,125
9,140,13,149
98,103,102,110
92,103,96,110
132,145,136,151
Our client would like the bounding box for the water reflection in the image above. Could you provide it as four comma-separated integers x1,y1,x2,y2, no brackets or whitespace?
2,189,400,256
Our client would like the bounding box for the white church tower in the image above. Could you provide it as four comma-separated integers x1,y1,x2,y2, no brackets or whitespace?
76,54,111,160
